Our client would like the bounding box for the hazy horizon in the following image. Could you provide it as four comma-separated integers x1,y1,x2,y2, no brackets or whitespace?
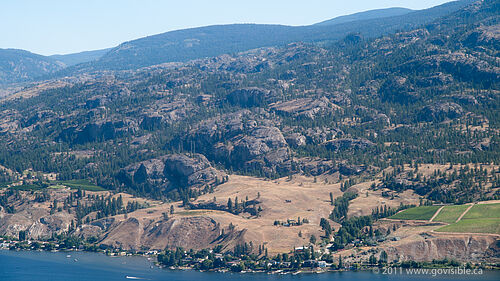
2,0,453,56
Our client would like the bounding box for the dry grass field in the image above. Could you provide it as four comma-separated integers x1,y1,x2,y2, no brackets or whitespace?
109,174,422,253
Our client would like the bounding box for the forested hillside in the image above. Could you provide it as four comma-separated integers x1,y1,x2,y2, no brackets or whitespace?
82,0,475,70
0,0,498,205
0,0,474,84
0,49,64,84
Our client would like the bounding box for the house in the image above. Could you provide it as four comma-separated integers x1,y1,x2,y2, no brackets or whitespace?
227,261,241,267
303,260,318,268
294,246,309,252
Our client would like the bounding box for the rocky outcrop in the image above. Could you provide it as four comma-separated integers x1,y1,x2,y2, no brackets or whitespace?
303,127,341,144
300,158,337,176
449,94,478,105
271,97,340,119
325,138,375,151
415,72,453,87
226,126,293,175
400,52,500,87
85,96,107,109
418,102,464,122
227,87,277,107
194,110,256,146
58,119,138,144
232,127,287,161
119,153,225,191
354,106,390,124
379,76,418,104
338,163,367,175
0,208,72,239
140,99,193,130
22,110,57,128
163,154,225,188
285,133,306,147
120,156,170,189
191,111,295,176
140,114,163,130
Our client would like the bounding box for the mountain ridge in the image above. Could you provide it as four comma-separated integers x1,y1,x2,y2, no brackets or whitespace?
0,48,64,85
0,0,476,84
50,48,111,67
95,0,475,70
314,7,413,26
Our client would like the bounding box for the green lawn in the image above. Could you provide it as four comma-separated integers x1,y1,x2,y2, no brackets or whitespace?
462,203,500,219
389,205,441,220
433,205,470,223
55,179,106,191
436,218,500,234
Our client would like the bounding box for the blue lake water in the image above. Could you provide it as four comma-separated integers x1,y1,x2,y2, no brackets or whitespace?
0,250,498,281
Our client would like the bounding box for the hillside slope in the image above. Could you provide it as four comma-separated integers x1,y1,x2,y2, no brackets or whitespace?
314,7,413,26
0,49,64,84
50,48,111,66
93,0,475,70
0,0,496,203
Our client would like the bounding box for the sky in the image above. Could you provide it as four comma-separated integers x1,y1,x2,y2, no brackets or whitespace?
1,0,453,56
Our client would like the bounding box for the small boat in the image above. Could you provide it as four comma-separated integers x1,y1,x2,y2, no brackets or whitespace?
66,255,71,258
74,259,78,262
125,276,142,279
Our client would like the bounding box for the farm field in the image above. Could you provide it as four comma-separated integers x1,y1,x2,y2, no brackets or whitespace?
436,218,500,234
433,204,470,223
54,179,106,191
8,184,45,191
389,205,440,220
462,203,500,219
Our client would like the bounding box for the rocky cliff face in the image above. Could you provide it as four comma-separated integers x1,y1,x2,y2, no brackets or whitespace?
383,233,500,263
0,205,73,239
188,110,295,177
120,153,226,193
99,216,223,250
227,87,278,108
163,154,225,188
58,119,138,144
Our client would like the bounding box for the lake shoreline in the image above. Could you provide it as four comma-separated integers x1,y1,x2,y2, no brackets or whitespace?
2,249,500,281
2,246,499,276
